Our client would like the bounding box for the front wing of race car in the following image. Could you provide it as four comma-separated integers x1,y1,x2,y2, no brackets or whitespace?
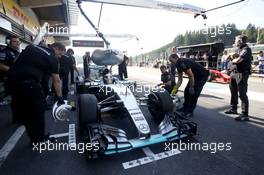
84,113,197,158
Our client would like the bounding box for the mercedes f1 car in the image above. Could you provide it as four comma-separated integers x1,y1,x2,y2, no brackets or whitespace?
74,49,197,159
50,0,247,160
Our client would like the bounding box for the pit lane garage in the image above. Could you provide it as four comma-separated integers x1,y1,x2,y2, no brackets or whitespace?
177,42,231,84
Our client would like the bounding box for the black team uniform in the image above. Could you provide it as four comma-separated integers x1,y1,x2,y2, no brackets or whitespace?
225,43,252,121
59,54,74,99
172,58,208,114
7,45,60,143
118,55,128,80
70,55,76,84
0,45,20,122
161,70,172,92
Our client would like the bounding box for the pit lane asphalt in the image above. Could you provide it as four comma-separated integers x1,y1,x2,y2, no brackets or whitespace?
0,66,264,175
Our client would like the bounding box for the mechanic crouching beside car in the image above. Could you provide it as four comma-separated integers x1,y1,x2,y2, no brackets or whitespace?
169,51,209,118
7,42,65,145
159,65,172,93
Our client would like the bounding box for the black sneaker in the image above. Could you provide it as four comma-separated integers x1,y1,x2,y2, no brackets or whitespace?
235,114,249,121
225,109,238,114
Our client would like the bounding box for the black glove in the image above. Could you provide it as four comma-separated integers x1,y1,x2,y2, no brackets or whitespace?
189,87,195,95
56,96,65,105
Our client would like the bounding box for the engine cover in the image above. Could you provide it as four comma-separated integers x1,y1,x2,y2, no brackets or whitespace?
91,49,124,65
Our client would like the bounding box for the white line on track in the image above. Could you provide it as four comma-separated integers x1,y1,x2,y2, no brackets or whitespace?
142,147,155,159
122,147,181,170
68,124,76,146
0,126,25,167
50,132,69,138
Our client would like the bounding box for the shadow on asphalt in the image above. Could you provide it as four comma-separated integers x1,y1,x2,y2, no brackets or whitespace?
249,116,264,122
200,93,225,100
189,103,264,175
247,119,264,126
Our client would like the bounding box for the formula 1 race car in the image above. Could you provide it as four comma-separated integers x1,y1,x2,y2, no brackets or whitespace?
75,49,197,159
207,69,231,84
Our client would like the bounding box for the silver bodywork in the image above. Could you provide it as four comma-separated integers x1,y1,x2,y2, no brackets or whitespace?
81,76,150,139
91,49,124,65
110,84,150,139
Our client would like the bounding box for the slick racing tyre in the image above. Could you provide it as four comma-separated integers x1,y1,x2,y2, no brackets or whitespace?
148,89,173,120
78,94,99,129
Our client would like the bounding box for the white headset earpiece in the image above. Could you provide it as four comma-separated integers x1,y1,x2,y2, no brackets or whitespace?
52,100,76,121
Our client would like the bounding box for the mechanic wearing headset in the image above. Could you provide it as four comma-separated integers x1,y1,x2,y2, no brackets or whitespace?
0,35,20,122
169,51,209,117
225,35,252,121
0,36,20,94
0,36,20,74
7,42,65,144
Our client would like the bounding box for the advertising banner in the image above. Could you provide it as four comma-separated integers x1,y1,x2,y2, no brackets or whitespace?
2,0,40,34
